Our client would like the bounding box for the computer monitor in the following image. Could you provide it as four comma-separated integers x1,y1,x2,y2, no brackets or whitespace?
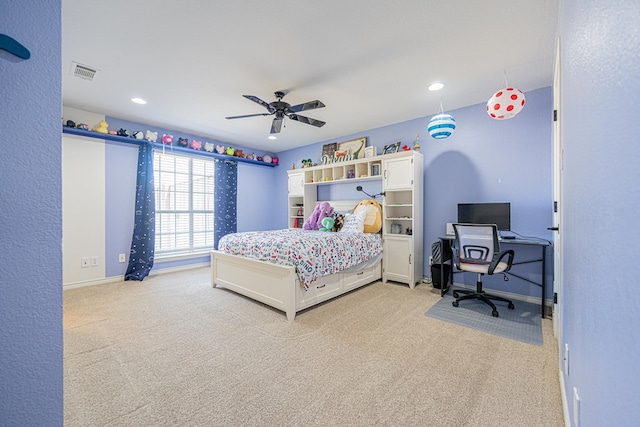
457,202,511,231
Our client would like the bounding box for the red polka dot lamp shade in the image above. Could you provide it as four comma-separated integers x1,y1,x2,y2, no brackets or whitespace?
486,88,526,120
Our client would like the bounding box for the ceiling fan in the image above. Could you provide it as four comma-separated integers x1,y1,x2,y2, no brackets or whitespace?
225,91,326,134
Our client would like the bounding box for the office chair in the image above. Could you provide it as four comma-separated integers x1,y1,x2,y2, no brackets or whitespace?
451,223,515,317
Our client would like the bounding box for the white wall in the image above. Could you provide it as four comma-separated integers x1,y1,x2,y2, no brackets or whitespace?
62,108,106,285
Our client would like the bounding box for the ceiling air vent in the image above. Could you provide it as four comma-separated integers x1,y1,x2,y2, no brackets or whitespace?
70,62,99,81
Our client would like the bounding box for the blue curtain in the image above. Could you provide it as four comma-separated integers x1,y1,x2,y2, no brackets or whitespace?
125,142,155,281
213,159,237,249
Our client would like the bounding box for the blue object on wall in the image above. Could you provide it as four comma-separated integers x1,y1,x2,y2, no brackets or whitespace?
213,158,237,249
125,141,155,280
0,34,31,59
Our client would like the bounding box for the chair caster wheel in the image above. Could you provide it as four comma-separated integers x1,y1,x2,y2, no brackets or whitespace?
452,301,459,307
453,291,459,298
492,310,499,317
508,303,515,310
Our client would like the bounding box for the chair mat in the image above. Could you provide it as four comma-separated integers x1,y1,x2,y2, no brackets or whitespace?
425,294,543,346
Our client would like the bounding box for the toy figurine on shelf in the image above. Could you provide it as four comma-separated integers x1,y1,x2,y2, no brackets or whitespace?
401,144,411,151
92,120,109,134
413,133,421,153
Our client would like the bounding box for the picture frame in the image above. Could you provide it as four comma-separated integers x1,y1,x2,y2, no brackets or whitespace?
321,142,337,159
383,142,400,154
337,137,367,159
364,146,377,158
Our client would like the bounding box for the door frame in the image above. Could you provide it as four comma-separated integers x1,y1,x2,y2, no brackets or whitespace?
552,37,564,344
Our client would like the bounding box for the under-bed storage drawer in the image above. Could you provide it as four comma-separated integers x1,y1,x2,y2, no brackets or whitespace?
298,273,343,309
343,264,381,291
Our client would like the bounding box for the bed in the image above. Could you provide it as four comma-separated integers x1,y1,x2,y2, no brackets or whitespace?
211,204,383,320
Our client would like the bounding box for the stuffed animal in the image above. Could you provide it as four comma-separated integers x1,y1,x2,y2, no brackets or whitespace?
117,128,129,137
177,137,188,147
216,144,225,154
271,156,279,165
108,129,117,135
235,149,243,157
319,217,334,232
225,146,235,156
132,130,144,140
76,123,89,130
161,134,173,145
145,130,158,142
353,199,382,233
191,139,202,150
204,142,215,152
332,213,344,232
303,201,334,231
92,120,109,134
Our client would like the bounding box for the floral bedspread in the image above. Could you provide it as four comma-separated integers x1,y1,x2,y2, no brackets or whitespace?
218,229,382,290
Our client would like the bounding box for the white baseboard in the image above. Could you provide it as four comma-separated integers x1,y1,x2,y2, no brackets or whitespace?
63,261,210,290
559,368,571,427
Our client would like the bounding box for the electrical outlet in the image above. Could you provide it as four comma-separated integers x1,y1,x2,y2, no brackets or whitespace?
91,256,98,267
564,343,570,375
81,257,90,268
118,253,126,263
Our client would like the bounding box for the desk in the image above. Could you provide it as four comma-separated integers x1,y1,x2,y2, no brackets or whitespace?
438,236,552,318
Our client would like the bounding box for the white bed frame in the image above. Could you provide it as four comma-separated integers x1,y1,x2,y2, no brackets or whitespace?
210,200,382,320
211,250,381,320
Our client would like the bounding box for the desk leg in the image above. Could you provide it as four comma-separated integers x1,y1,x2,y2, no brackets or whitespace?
541,245,546,319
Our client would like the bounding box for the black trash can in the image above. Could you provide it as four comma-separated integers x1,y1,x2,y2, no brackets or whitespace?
430,240,452,289
431,263,451,289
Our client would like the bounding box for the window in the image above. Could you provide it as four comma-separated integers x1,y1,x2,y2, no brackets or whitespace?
154,152,214,256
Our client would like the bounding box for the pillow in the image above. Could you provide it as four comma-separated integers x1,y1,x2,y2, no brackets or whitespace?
353,199,382,233
340,210,366,233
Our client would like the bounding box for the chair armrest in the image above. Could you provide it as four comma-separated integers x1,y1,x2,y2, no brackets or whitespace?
488,249,515,274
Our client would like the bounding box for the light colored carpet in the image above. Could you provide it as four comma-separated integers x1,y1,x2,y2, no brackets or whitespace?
425,295,543,346
64,268,564,426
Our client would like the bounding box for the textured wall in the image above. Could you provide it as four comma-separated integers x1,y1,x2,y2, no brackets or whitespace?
558,0,640,425
0,1,63,425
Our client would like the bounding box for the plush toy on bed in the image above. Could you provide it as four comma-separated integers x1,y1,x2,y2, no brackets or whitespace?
353,199,382,233
319,217,334,232
332,213,344,232
303,201,334,230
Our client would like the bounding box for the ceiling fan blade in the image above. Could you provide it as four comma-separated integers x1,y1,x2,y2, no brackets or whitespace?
287,100,325,113
243,95,276,113
288,114,326,128
270,118,283,134
225,112,272,120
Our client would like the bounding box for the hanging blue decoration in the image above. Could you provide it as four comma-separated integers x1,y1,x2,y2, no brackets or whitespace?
428,113,456,139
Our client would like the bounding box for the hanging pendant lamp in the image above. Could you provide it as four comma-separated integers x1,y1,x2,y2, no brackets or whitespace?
486,71,526,120
428,100,456,139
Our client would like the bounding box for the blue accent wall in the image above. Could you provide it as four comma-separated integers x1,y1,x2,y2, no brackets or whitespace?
275,87,554,299
558,0,640,425
0,1,63,425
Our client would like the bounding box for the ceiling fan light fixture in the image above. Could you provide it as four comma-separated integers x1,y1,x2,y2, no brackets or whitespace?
428,82,445,91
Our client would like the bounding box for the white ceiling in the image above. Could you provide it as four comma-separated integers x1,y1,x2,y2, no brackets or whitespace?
62,0,559,152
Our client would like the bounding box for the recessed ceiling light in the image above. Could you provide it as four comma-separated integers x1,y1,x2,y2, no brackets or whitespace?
268,135,277,140
428,82,445,91
131,97,147,104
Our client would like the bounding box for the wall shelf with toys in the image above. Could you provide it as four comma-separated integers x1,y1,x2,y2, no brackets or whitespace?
62,127,278,168
296,155,385,185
